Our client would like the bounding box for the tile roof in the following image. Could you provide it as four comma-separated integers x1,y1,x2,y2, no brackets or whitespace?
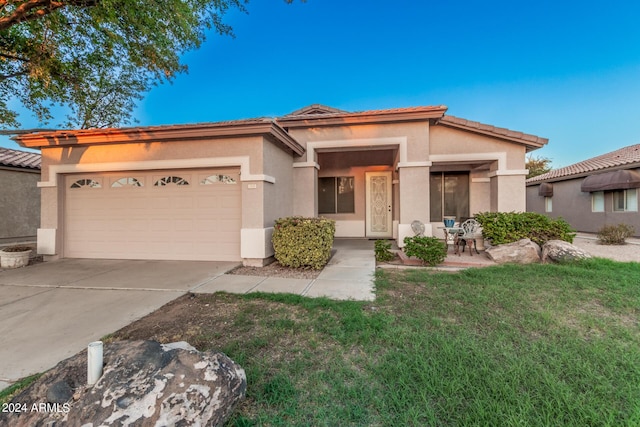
527,144,640,184
283,104,348,116
24,117,275,137
278,105,448,121
439,115,548,149
0,147,41,170
13,104,548,154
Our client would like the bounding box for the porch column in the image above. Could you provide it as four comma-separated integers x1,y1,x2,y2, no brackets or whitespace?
489,172,527,212
398,165,432,247
292,163,318,217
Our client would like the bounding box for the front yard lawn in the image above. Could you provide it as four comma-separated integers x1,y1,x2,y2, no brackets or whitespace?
110,258,640,426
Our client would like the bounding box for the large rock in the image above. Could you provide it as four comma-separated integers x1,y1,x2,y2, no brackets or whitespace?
542,240,592,263
485,238,541,264
2,340,246,427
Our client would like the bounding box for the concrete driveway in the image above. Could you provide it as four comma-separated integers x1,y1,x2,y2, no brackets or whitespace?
0,259,237,391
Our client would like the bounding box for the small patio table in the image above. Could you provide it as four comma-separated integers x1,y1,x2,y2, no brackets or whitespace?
437,226,464,253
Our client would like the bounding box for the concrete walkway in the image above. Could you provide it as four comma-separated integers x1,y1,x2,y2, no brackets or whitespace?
0,240,376,391
193,239,376,301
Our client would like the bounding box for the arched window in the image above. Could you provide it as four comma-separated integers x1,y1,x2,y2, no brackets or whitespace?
200,174,237,185
112,177,143,188
70,179,102,189
154,176,189,186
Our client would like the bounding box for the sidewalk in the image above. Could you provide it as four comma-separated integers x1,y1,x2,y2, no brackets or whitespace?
192,239,376,301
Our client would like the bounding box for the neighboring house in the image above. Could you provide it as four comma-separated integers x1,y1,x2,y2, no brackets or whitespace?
16,104,547,266
527,144,640,235
0,147,41,242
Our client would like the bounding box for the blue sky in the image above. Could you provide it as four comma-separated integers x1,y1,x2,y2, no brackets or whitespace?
4,0,640,168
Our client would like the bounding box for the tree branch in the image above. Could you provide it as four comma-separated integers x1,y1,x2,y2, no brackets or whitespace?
0,70,28,81
0,51,30,62
0,0,98,31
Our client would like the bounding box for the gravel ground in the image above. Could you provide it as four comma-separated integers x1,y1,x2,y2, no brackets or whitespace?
572,233,640,263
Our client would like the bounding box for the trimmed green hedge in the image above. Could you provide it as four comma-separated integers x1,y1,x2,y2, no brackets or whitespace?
403,236,447,266
474,212,575,246
272,217,336,269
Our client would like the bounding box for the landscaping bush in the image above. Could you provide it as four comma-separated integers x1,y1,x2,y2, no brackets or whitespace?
272,217,336,269
597,223,635,245
475,212,575,247
374,240,395,262
403,236,447,266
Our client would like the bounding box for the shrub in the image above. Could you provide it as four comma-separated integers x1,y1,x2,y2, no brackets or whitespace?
597,224,635,245
374,240,395,262
403,236,447,266
475,212,575,247
272,217,336,269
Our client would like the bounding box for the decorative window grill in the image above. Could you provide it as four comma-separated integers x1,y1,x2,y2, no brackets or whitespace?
70,179,102,189
200,174,237,185
154,176,189,186
112,177,143,188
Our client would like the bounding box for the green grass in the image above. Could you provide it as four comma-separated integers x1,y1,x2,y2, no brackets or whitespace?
222,259,640,426
10,259,638,426
0,374,41,405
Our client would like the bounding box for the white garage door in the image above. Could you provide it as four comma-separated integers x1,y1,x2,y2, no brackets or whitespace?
64,169,241,261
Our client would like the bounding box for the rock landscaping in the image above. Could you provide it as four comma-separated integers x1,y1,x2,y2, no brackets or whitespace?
2,340,246,427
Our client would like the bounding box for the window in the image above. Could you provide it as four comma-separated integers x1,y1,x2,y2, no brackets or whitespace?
545,197,553,212
429,172,469,222
112,177,143,188
318,177,355,214
613,189,638,212
200,174,236,185
592,191,604,212
70,178,102,189
154,176,189,186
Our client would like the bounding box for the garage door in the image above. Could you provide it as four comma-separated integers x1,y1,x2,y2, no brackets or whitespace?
64,169,241,261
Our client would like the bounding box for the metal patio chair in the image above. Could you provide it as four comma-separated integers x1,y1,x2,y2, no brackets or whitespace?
456,218,481,256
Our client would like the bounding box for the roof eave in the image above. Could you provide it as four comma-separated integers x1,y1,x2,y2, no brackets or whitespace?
437,117,548,150
16,121,305,156
526,162,640,185
0,164,41,172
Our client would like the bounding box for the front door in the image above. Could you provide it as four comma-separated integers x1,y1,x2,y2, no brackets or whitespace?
365,171,393,238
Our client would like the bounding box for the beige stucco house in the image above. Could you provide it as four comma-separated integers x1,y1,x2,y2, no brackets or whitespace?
16,104,547,266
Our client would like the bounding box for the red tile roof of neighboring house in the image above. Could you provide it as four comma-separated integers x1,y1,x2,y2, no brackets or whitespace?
0,147,41,170
527,144,640,184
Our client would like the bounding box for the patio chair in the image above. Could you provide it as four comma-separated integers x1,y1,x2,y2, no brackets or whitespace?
456,218,481,256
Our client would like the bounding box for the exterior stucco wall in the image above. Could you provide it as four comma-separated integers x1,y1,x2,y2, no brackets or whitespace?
38,136,269,259
0,168,40,241
39,136,266,175
527,175,640,236
470,172,491,214
289,122,429,163
289,122,427,240
430,125,526,169
262,139,295,227
431,125,528,213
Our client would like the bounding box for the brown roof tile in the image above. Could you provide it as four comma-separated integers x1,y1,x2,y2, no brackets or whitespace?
279,105,448,121
0,147,41,170
527,144,640,184
439,115,548,149
283,104,348,116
